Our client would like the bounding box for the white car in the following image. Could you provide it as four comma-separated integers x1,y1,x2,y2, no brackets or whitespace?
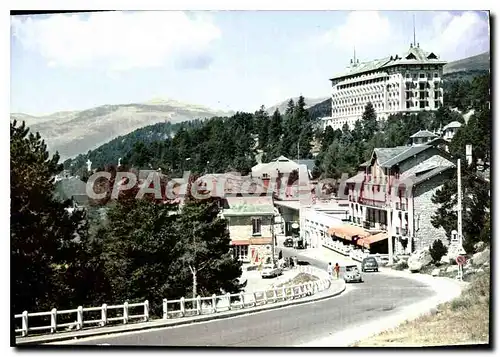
261,264,283,278
343,265,363,283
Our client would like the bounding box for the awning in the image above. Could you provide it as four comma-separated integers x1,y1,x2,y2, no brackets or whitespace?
327,225,371,241
357,232,389,248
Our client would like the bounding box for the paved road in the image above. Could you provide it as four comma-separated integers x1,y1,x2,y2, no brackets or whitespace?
72,247,435,347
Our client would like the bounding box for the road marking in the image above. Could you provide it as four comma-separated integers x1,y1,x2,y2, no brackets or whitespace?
50,286,352,345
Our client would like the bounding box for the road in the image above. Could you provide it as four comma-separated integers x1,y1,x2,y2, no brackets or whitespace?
72,246,435,346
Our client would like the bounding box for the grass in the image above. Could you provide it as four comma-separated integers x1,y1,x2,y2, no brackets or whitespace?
352,270,490,347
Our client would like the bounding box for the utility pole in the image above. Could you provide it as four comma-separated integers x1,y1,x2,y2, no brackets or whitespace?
271,214,276,266
457,158,463,249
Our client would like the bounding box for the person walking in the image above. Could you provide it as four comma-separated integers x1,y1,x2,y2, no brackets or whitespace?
334,263,340,279
327,262,333,279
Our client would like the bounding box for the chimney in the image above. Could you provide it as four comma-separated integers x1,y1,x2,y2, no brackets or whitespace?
466,145,473,166
350,59,353,64
410,43,413,48
417,43,420,48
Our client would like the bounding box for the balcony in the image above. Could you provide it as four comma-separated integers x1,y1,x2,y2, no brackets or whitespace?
363,221,387,233
360,198,387,209
395,202,408,211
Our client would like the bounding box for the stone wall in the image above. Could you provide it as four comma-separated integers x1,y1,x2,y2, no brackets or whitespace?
227,215,272,240
413,171,454,251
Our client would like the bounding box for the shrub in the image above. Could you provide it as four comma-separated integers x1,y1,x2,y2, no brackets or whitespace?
429,239,448,263
393,261,408,271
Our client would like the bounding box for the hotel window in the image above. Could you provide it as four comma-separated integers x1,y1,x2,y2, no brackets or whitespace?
425,101,429,107
405,73,411,78
252,217,262,235
406,101,411,109
420,101,425,109
434,72,439,78
419,73,425,78
435,101,440,108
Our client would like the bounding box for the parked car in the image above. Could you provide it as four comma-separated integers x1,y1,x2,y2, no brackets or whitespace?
361,256,379,272
261,264,283,278
283,237,294,247
343,265,363,283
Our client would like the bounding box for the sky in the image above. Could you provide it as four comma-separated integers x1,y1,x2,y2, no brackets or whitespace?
10,10,490,115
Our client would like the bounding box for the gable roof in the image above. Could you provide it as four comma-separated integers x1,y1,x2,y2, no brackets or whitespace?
410,130,438,139
331,45,447,81
442,121,462,130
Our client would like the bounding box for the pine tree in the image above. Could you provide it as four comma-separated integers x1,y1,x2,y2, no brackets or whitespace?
176,195,245,298
361,102,378,140
11,120,101,313
255,105,270,151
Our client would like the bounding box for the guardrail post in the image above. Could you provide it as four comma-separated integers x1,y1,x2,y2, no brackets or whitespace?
239,292,244,309
77,306,83,330
180,297,185,317
50,308,57,333
101,304,107,326
226,293,231,310
282,287,286,300
273,288,278,302
253,292,257,306
196,296,202,315
21,311,28,337
123,302,129,324
314,282,319,293
144,300,149,322
163,299,168,319
212,294,217,313
291,286,296,300
264,290,268,304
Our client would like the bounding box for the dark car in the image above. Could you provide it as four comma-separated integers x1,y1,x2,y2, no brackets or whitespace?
361,256,379,272
283,237,294,247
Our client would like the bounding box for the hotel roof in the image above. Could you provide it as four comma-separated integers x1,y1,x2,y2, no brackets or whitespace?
331,45,447,81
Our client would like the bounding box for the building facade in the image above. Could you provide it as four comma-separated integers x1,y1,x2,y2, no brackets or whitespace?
345,141,456,258
323,44,447,131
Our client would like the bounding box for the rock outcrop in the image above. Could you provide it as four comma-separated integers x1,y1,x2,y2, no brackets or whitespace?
408,249,433,272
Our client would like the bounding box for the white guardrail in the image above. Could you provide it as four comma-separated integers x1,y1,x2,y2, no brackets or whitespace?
323,240,389,264
15,266,331,337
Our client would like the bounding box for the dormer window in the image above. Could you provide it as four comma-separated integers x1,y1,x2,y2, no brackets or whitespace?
406,53,416,60
427,52,438,59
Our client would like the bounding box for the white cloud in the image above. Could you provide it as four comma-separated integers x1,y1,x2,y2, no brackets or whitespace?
425,11,489,60
317,11,393,52
11,11,221,71
313,11,489,61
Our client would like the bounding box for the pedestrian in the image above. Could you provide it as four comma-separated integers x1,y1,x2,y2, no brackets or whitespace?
334,263,340,279
327,262,333,279
278,250,283,260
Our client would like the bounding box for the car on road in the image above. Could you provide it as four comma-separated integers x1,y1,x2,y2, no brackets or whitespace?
361,256,379,272
343,265,363,283
283,237,294,247
261,264,283,278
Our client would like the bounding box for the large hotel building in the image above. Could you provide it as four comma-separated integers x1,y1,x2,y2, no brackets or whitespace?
322,43,447,131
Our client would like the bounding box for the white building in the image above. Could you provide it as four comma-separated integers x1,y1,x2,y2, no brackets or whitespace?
322,43,447,131
442,121,462,141
299,200,350,249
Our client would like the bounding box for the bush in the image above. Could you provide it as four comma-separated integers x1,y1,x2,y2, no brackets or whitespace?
429,239,448,263
393,261,408,271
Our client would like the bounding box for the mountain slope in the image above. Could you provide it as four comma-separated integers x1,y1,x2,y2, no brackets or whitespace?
11,100,233,160
266,97,329,115
443,51,490,75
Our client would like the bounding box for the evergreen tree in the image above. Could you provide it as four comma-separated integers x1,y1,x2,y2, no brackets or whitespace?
255,105,270,151
176,194,245,298
361,102,378,140
11,120,102,313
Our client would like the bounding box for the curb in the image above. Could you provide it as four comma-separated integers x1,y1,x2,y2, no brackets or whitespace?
298,270,466,347
16,281,346,345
